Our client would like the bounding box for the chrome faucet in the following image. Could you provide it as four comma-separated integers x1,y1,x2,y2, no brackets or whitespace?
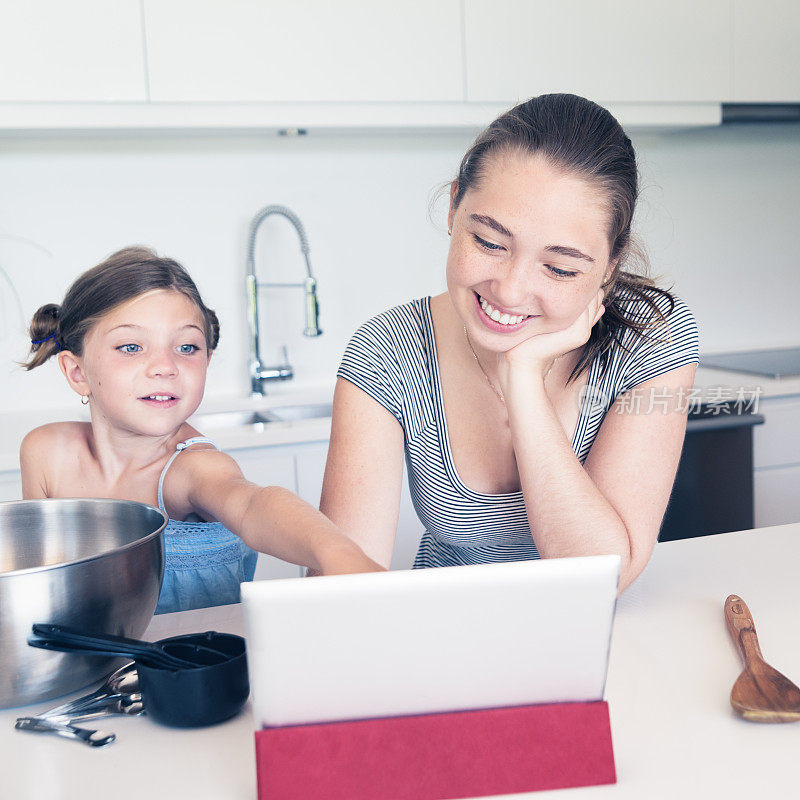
246,205,322,396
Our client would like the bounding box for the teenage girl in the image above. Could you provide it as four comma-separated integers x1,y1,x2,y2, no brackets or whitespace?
322,94,699,593
21,246,382,614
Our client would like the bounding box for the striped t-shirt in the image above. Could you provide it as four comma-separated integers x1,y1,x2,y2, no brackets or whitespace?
337,289,700,569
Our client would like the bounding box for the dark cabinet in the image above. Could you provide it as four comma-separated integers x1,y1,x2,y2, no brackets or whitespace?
659,405,765,542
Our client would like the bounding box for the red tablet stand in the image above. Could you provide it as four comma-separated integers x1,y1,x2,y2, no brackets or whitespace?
254,700,616,799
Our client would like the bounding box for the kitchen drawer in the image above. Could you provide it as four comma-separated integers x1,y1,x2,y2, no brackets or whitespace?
755,464,800,527
753,396,800,469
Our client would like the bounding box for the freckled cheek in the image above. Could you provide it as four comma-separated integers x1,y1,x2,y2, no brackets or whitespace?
446,248,493,289
538,282,593,322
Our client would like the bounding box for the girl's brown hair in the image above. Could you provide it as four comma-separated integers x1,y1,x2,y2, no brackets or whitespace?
452,93,675,384
24,246,219,370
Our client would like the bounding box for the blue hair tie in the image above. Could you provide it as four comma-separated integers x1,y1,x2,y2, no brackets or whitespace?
31,332,62,351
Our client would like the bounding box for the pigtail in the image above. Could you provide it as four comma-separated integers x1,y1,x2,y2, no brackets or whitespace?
206,308,220,351
24,304,62,370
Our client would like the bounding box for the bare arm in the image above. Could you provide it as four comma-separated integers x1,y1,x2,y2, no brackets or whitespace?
507,363,696,592
319,377,406,569
173,448,384,576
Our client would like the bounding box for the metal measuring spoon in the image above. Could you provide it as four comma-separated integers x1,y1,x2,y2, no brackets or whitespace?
53,693,144,723
15,716,116,747
37,662,138,720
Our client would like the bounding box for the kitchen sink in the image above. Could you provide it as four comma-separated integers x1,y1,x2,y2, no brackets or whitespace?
191,402,333,430
191,410,274,429
266,402,333,422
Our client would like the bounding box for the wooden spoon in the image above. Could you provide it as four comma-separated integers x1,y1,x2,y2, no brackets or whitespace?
724,594,800,723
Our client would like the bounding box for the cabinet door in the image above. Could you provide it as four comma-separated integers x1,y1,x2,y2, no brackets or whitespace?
230,446,296,490
465,0,731,103
753,396,800,469
228,445,301,581
755,465,800,528
0,0,146,101
295,441,424,570
294,442,330,508
144,0,463,102
733,0,800,102
0,472,22,503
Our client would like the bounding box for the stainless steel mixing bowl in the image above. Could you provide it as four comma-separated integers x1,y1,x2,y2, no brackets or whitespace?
0,498,166,709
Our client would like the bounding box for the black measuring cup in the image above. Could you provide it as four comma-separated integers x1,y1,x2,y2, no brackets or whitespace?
29,623,223,671
136,631,249,727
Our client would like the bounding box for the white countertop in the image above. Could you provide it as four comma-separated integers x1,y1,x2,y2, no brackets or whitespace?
0,383,335,473
3,522,800,799
1,367,798,474
693,365,800,403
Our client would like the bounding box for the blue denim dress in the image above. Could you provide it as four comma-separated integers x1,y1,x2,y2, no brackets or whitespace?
154,437,258,615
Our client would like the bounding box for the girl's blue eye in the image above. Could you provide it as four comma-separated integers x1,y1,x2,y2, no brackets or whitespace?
117,343,141,354
473,234,504,252
178,344,200,354
547,265,579,278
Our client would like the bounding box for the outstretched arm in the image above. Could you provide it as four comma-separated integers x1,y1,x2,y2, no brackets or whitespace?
173,448,384,576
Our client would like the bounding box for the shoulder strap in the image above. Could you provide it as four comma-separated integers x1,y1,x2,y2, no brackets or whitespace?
156,437,219,513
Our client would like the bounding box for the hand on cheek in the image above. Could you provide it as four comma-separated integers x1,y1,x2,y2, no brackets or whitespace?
498,287,606,385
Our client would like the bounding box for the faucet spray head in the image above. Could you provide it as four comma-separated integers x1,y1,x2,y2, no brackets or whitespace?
303,277,322,337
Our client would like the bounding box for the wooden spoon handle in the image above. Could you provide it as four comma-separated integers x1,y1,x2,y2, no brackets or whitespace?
725,594,764,666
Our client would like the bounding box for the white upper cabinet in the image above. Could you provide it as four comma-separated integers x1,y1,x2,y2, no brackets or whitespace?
733,0,800,102
0,1,794,129
0,0,146,102
464,0,731,103
143,0,463,102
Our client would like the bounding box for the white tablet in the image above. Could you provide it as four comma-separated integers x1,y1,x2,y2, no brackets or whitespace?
242,554,620,727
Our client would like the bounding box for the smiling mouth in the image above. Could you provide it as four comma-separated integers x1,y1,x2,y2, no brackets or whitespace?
475,293,534,326
139,394,178,402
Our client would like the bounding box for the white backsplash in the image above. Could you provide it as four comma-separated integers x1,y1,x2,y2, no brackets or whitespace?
1,123,798,416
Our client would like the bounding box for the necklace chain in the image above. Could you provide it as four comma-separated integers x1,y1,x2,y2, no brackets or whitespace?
463,325,505,404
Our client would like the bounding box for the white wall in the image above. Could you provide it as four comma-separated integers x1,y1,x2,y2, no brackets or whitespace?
0,122,798,414
633,123,800,352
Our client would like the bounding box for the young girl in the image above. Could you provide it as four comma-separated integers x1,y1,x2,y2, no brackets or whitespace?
21,246,383,614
